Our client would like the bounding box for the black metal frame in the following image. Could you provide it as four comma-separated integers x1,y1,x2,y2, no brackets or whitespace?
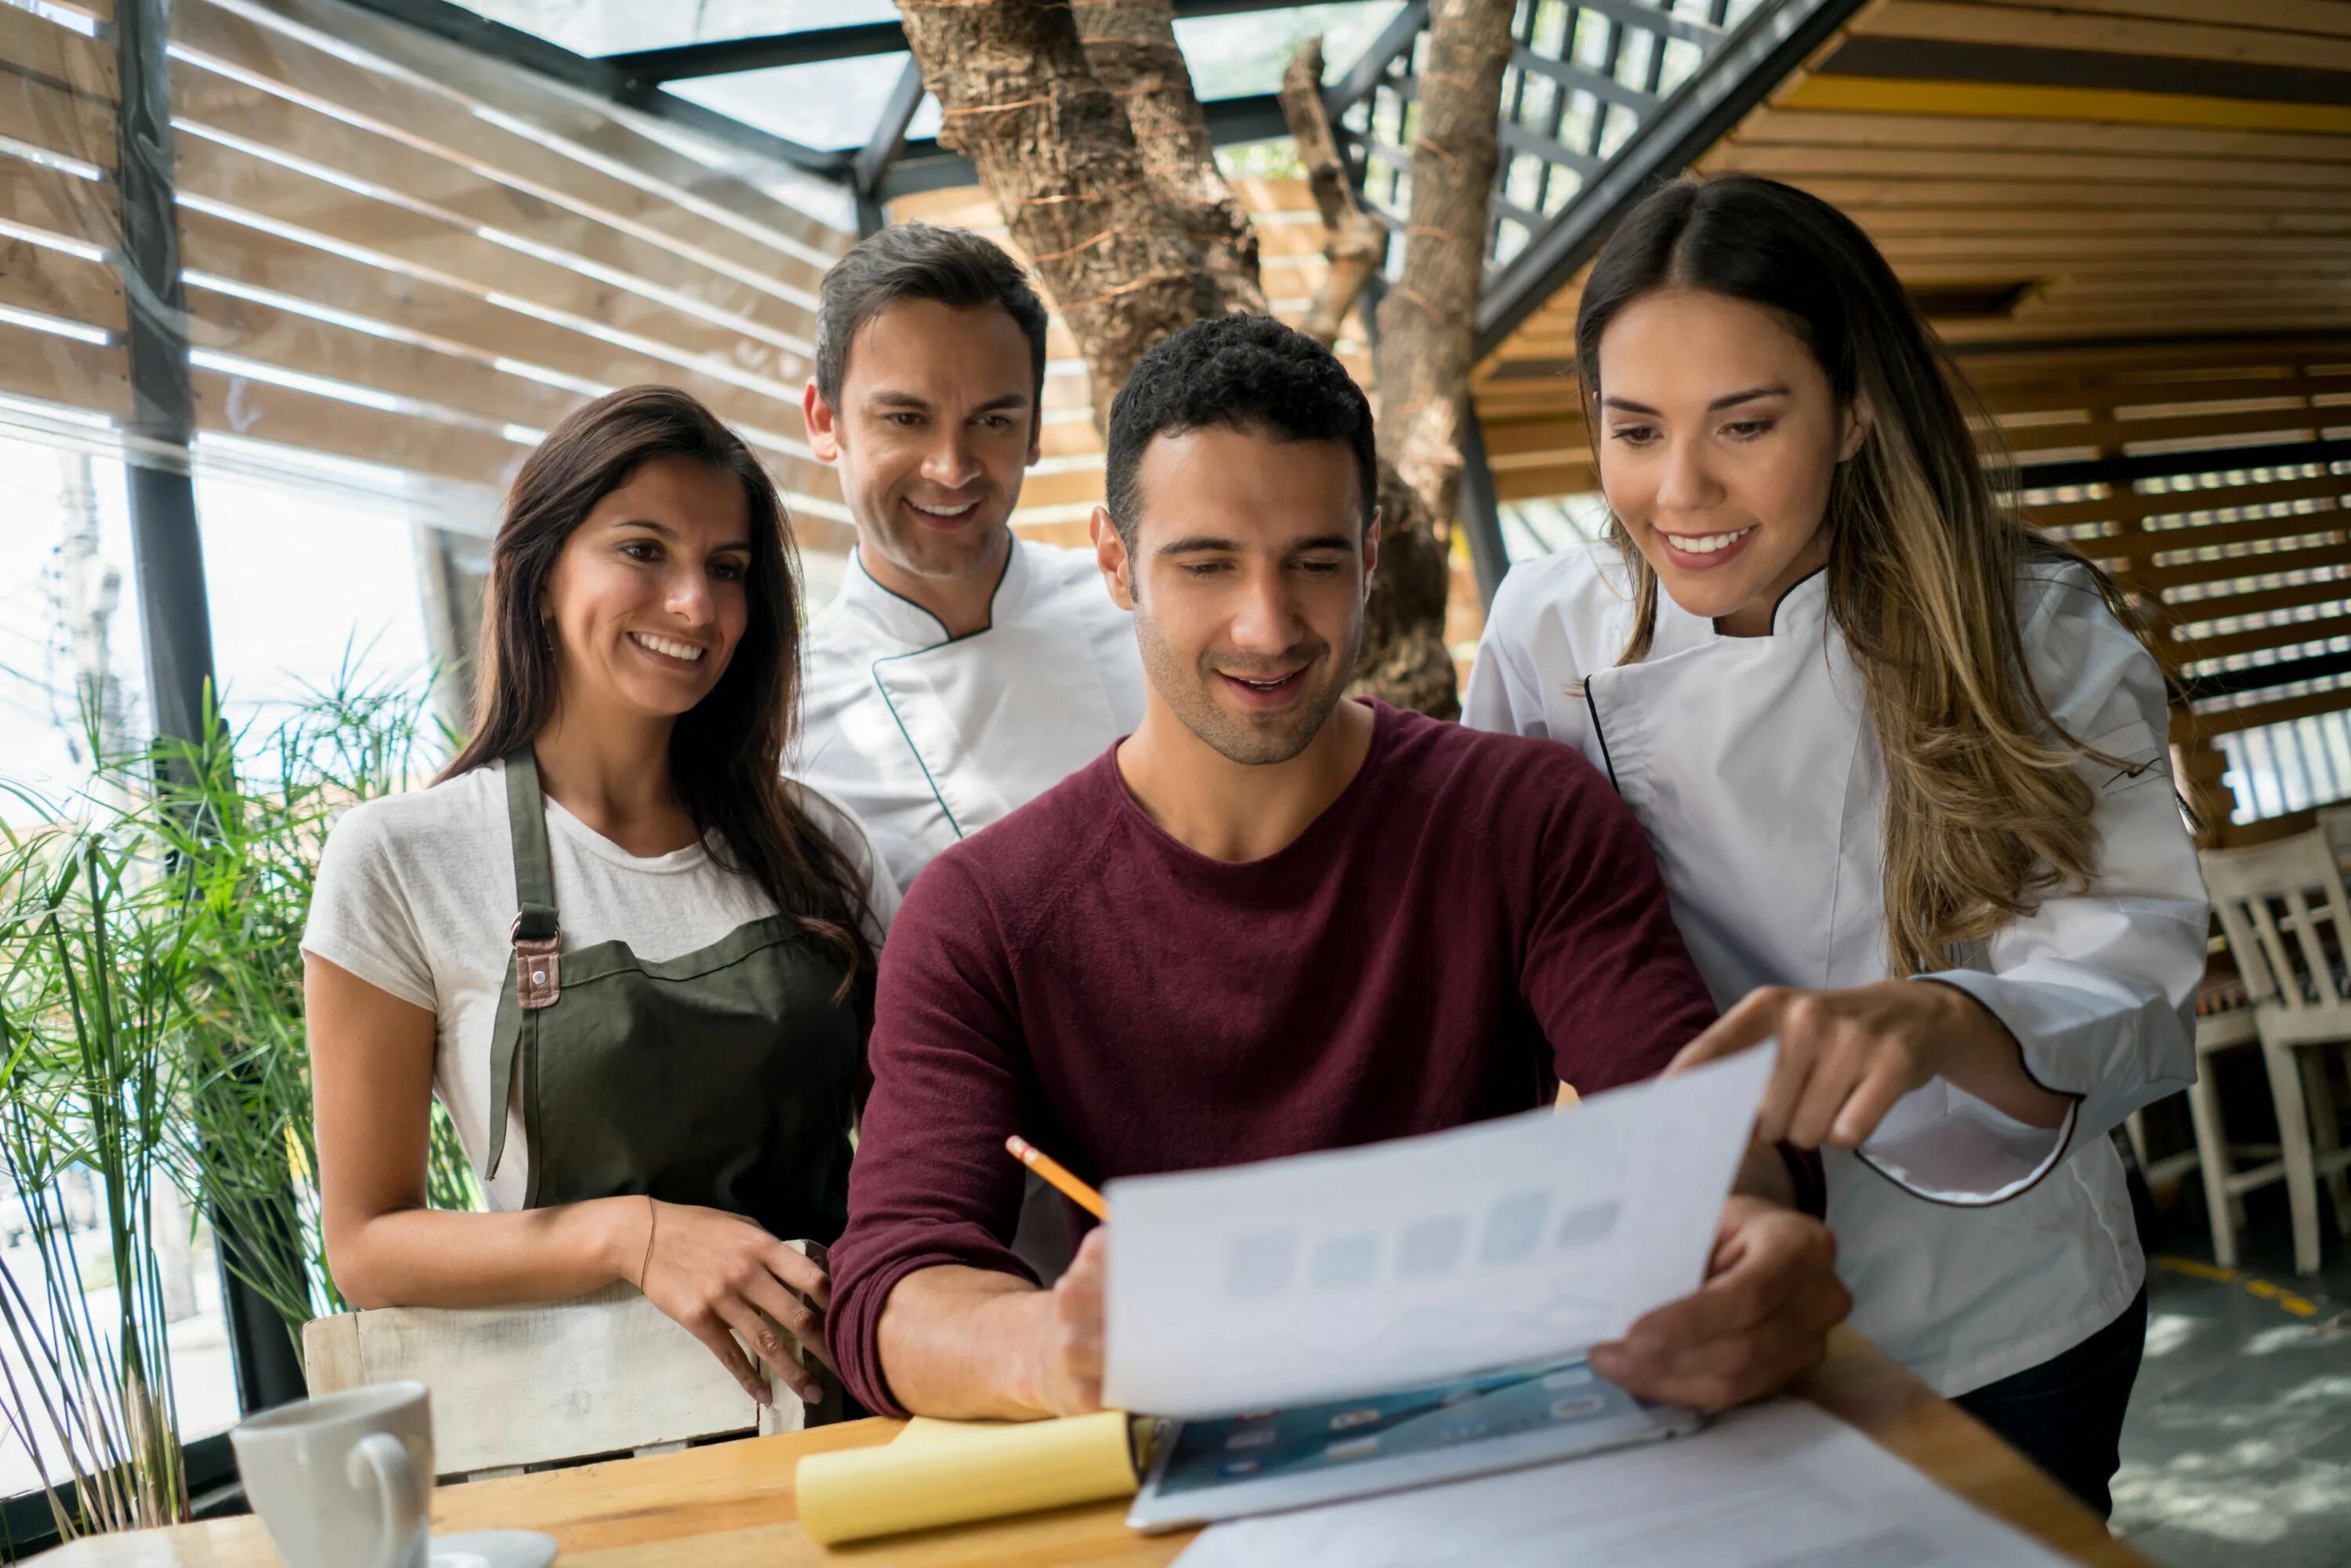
0,1436,243,1561
598,0,1317,85
1458,408,1511,608
2015,435,2351,494
879,92,1295,203
1472,0,1875,360
322,0,850,175
0,2,313,1548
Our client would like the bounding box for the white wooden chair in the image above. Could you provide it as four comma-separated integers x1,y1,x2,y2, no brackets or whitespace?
2312,802,2351,860
302,1269,839,1480
2200,828,2351,1274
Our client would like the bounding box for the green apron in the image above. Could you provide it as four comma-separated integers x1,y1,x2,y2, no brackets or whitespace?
481,748,861,1245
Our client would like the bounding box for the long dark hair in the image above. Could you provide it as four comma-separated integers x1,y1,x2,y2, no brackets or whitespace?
1574,173,2135,975
441,385,873,988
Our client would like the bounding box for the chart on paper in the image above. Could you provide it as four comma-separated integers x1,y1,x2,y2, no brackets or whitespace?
1103,1047,1775,1418
1170,1398,2076,1568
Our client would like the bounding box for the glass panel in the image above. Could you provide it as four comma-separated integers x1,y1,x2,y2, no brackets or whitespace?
194,462,444,772
669,53,915,152
0,436,144,810
0,436,243,1505
0,1190,241,1497
1174,2,1407,102
447,0,899,58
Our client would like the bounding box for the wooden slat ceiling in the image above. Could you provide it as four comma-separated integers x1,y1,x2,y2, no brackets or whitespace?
1473,0,2351,475
886,179,1373,549
0,0,855,545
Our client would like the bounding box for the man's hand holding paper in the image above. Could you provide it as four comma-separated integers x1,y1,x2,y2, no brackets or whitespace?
1589,1194,1848,1410
1099,1046,1816,1419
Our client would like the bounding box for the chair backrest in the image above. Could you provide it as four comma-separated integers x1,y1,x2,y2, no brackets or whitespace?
2200,827,2351,1044
2316,804,2351,861
302,1280,831,1476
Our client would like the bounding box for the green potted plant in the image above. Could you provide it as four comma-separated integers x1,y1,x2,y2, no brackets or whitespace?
0,673,476,1544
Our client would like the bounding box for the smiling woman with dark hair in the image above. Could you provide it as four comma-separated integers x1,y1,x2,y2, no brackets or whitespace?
302,386,897,1407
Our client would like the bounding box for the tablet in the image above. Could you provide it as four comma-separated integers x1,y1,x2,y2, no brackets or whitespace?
1126,1358,1701,1532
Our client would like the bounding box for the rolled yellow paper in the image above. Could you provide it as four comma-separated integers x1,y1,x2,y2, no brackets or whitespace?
794,1409,1139,1547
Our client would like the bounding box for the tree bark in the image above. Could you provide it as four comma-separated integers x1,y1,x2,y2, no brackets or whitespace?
897,0,1505,716
1373,0,1516,544
1276,38,1386,350
1074,0,1266,317
898,0,1211,429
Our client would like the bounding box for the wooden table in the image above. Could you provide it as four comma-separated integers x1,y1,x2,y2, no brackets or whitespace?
46,1330,2150,1567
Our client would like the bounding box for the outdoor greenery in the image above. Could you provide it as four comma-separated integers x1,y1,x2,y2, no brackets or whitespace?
0,672,475,1540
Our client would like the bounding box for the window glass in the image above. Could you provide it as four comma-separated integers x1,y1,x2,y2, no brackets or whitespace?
446,0,898,56
0,435,240,1501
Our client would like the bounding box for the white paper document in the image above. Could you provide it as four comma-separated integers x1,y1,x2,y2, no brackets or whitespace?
1171,1399,2075,1568
1103,1047,1775,1418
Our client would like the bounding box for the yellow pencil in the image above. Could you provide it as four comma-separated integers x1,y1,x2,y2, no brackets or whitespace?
1006,1135,1109,1221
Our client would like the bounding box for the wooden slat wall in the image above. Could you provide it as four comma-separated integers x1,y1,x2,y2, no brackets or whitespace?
887,179,1375,548
0,4,127,419
0,0,857,549
1470,0,2351,834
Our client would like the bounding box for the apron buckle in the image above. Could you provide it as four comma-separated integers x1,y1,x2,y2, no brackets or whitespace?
510,914,562,1010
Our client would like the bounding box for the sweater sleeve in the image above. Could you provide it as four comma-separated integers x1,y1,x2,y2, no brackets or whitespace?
1520,751,1721,1095
1516,765,1827,1215
827,852,1040,1417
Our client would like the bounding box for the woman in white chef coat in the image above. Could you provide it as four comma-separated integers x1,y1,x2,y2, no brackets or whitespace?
1465,172,2207,1516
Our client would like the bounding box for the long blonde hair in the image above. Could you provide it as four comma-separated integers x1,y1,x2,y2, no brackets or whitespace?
1576,174,2144,975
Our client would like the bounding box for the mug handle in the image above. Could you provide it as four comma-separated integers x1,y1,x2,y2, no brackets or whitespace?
346,1432,424,1568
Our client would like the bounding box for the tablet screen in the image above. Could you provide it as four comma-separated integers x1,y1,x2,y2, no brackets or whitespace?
1152,1359,1639,1497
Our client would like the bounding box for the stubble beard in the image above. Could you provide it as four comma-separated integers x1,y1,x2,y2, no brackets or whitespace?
1133,599,1359,767
860,480,1014,585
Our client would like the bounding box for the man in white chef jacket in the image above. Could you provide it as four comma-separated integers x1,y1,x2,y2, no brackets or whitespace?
797,223,1146,896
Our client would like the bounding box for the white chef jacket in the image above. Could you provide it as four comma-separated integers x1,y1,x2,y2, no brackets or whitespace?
796,537,1147,893
1465,543,2207,1396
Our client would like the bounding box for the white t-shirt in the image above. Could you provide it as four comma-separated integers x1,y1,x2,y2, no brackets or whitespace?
300,761,900,1212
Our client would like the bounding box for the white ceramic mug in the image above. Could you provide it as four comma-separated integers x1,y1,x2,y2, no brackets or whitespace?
230,1380,433,1568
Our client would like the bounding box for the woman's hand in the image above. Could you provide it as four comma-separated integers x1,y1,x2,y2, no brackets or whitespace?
1668,980,2070,1150
630,1200,832,1406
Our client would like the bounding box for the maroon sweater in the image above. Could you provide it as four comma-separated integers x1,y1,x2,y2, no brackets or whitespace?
829,701,1722,1416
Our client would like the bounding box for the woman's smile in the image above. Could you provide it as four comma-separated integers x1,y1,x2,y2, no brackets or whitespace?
1653,523,1759,570
629,629,709,667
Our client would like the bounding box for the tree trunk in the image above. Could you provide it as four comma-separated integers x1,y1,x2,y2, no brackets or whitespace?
897,0,1505,716
1277,38,1385,350
898,0,1211,429
1373,0,1516,543
1074,0,1266,317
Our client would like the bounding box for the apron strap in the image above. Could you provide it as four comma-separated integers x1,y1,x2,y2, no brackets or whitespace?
503,747,560,940
487,748,561,1181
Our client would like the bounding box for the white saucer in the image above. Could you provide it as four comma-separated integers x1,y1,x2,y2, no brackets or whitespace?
431,1529,560,1568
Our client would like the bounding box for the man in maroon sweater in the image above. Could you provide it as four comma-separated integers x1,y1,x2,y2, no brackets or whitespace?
828,315,1847,1420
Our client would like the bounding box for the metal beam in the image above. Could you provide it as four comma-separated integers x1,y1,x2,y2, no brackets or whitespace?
1474,0,1874,362
2182,646,2351,704
1459,407,1510,610
879,92,1292,203
2016,436,2351,493
1506,45,1661,114
117,0,311,1420
1327,0,1430,112
1571,0,1727,49
115,0,205,749
856,59,930,237
331,0,850,177
607,21,907,82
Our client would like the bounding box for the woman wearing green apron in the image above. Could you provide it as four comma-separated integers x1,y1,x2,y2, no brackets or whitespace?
304,387,894,1407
